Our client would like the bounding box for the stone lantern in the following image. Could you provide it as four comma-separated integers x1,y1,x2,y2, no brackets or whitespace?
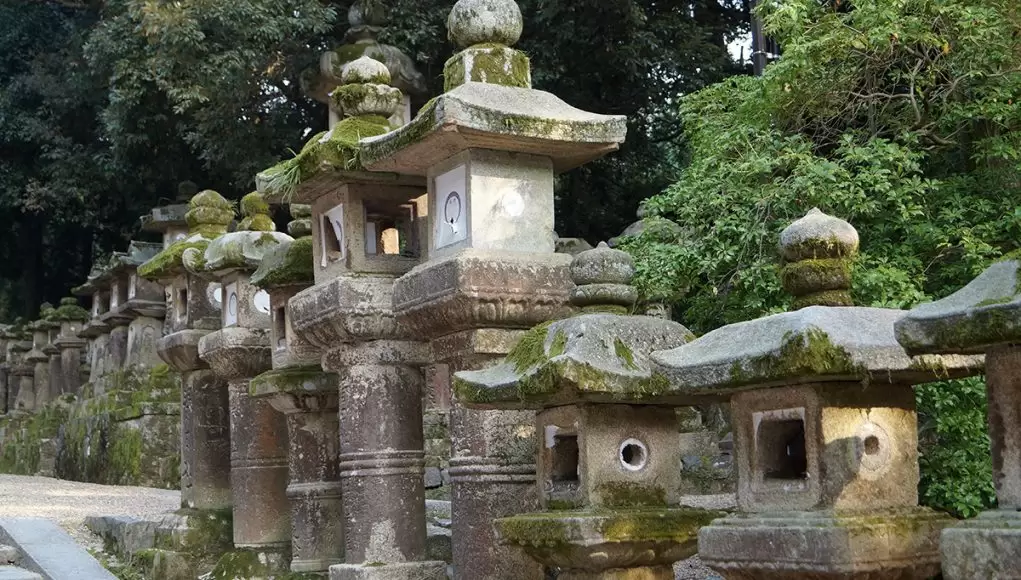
97,242,167,374
141,182,194,250
250,205,344,574
190,192,293,566
651,209,981,579
72,264,112,390
283,56,444,580
301,0,427,128
49,298,91,397
24,306,58,408
137,190,233,513
454,243,719,579
0,326,11,413
895,253,1021,578
6,323,33,412
356,0,627,577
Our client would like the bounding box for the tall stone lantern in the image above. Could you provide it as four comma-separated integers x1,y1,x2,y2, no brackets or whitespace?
455,243,720,579
357,0,627,577
7,324,33,412
48,298,91,397
283,56,444,580
190,192,293,565
137,190,233,512
73,264,112,390
651,209,981,579
895,253,1021,578
250,205,344,574
104,242,167,371
24,307,58,408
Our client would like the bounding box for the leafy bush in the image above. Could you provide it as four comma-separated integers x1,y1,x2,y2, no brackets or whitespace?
622,0,1019,516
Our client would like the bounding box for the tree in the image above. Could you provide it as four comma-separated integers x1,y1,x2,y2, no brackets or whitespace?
623,0,1019,516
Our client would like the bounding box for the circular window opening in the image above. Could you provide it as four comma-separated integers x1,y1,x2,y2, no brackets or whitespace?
864,435,880,456
619,438,648,472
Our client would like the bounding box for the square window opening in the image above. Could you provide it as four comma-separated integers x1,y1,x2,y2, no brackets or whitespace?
273,307,287,350
758,418,807,480
551,434,579,483
176,288,188,321
322,214,343,265
364,202,418,258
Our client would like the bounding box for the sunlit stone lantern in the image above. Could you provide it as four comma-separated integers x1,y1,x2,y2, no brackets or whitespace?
357,0,627,577
652,209,981,579
455,243,718,579
138,190,233,512
190,192,293,566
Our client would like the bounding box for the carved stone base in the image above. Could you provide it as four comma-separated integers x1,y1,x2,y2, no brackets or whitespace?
698,508,951,579
940,510,1021,580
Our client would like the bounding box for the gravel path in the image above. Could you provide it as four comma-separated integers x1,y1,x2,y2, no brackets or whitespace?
0,474,179,552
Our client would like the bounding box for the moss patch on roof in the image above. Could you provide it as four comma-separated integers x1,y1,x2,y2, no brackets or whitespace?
251,237,314,289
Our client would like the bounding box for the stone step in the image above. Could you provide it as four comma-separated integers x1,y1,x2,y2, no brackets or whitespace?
0,545,18,565
0,566,42,580
0,518,117,580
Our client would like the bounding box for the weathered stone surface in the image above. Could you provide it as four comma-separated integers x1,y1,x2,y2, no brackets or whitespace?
940,510,1021,580
393,250,574,340
896,258,1021,354
0,517,117,580
198,327,272,380
455,314,693,409
179,368,230,510
985,345,1021,509
447,0,523,48
698,508,950,579
359,81,628,175
291,274,402,348
652,306,982,394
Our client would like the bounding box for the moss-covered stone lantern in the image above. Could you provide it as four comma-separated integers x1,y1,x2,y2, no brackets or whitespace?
190,191,293,567
356,0,627,577
651,209,981,579
49,297,91,397
280,56,443,580
6,324,33,413
138,189,233,514
895,253,1021,578
249,205,343,574
454,243,718,579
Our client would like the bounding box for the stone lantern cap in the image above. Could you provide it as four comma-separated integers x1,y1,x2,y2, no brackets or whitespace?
185,192,292,278
47,297,90,323
896,257,1021,355
138,189,235,281
250,237,314,290
652,209,981,393
257,57,419,203
358,0,627,176
454,243,695,409
140,181,196,232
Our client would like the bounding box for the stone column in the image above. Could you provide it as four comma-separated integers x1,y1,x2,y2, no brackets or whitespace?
896,253,1021,578
25,319,53,409
249,208,345,574
51,298,90,396
194,192,292,564
357,0,627,574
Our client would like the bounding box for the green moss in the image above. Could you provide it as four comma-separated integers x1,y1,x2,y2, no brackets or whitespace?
783,235,856,260
358,98,439,166
240,191,269,216
210,550,267,580
251,237,314,289
107,428,143,483
908,355,951,380
791,289,854,309
49,297,90,322
138,238,210,280
781,258,852,297
727,327,863,387
496,513,571,547
901,304,1021,354
506,321,555,373
250,366,336,397
598,508,720,542
975,295,1015,307
546,499,583,511
443,46,531,92
594,481,667,508
614,338,638,371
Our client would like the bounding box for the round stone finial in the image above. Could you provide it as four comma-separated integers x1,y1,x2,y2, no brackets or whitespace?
341,55,391,86
60,297,78,307
287,204,312,238
186,190,235,236
238,192,274,232
780,208,859,309
447,0,524,49
569,242,639,313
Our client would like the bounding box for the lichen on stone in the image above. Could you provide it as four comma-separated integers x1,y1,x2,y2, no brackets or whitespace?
251,236,314,289
727,327,864,387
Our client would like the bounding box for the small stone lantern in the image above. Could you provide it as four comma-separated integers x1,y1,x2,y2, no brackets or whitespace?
24,308,58,408
454,243,718,579
357,1,627,576
50,298,91,396
652,209,981,579
250,205,344,574
7,326,33,413
282,56,444,580
138,189,233,513
191,192,293,566
895,253,1021,578
103,242,166,371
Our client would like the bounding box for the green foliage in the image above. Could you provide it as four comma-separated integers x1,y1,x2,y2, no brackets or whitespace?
624,0,1016,518
916,377,996,518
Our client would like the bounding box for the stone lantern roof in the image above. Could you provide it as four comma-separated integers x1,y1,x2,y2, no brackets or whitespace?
651,209,982,394
251,205,314,291
184,192,291,278
47,297,90,323
895,256,1021,355
257,56,421,203
138,189,235,282
358,0,627,175
454,242,695,408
